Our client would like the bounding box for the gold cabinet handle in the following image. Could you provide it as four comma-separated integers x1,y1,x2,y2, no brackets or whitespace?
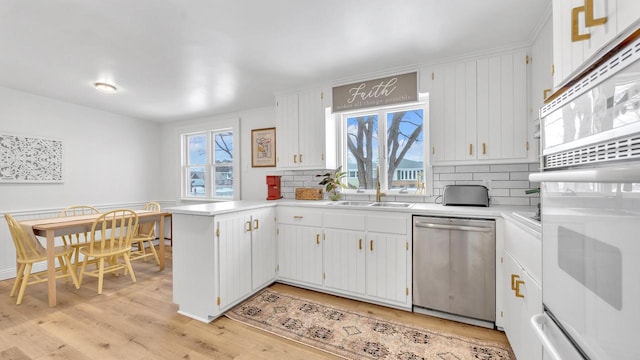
572,6,590,42
359,239,363,250
299,154,303,163
584,0,607,26
253,219,259,230
245,221,252,232
511,274,519,290
316,234,320,245
432,147,435,155
293,215,303,220
515,279,525,298
293,154,297,163
469,144,473,156
543,88,552,99
370,240,373,252
482,143,486,155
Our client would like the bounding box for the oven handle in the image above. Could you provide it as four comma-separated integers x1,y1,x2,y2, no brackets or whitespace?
414,222,493,232
531,313,563,360
530,164,640,183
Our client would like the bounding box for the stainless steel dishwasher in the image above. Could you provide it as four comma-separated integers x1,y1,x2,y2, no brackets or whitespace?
413,216,496,327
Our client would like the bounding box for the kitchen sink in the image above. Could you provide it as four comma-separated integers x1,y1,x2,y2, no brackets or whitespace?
369,202,413,208
329,200,374,207
327,200,414,208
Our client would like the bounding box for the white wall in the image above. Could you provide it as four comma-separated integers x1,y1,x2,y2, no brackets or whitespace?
159,105,276,202
0,86,162,279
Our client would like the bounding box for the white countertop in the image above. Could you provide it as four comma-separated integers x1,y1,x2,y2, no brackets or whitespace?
168,199,538,221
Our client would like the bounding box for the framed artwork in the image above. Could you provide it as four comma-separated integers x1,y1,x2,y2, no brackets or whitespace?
251,127,276,167
0,133,64,183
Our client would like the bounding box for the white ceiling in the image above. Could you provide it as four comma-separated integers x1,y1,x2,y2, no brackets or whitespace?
0,0,550,122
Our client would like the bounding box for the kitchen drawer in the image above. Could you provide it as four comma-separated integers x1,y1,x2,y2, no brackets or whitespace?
323,212,366,230
277,207,323,227
366,214,409,234
504,215,541,283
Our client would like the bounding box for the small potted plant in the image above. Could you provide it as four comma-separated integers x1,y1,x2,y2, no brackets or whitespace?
316,166,347,201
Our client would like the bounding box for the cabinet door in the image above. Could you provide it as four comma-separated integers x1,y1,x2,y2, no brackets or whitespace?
297,88,326,169
531,16,554,115
217,212,252,309
251,208,276,291
275,93,299,168
323,228,366,295
503,251,543,360
477,51,529,161
277,223,323,286
365,233,409,305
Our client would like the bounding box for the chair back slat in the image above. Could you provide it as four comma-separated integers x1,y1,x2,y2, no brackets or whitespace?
4,214,45,261
135,201,161,238
89,209,138,254
58,205,100,246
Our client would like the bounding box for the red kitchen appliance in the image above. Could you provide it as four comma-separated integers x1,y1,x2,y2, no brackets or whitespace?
266,175,282,200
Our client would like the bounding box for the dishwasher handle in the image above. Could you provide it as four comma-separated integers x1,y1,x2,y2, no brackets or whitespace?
414,222,493,232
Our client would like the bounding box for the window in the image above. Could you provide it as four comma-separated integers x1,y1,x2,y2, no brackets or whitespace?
183,126,238,200
340,100,428,194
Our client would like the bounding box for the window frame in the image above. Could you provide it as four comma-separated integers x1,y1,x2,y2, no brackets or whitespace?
180,119,240,201
337,97,430,196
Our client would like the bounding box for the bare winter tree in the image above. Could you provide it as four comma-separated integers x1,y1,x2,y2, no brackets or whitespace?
214,132,233,161
387,111,423,185
347,111,422,188
346,115,375,188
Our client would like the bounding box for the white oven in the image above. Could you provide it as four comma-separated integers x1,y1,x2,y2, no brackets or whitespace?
529,22,640,360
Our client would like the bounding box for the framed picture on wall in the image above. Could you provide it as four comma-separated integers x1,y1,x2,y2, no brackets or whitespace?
251,127,276,167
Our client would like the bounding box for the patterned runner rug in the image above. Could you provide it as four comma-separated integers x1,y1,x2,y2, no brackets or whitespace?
225,288,514,360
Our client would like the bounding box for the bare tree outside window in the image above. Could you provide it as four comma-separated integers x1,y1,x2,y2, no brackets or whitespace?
345,107,424,191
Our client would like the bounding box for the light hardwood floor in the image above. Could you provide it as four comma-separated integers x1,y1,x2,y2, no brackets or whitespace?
0,248,511,359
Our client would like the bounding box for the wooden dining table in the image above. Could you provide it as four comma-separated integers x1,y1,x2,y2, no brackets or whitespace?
18,210,171,306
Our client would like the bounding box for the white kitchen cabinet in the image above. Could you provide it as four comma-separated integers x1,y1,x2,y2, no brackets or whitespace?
322,211,366,295
429,49,532,164
217,211,253,309
323,228,366,295
364,213,411,307
276,207,323,286
172,206,277,323
531,15,554,114
275,88,326,169
502,215,542,360
251,207,277,291
552,0,640,88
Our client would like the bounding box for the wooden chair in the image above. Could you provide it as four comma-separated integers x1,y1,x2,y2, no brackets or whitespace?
4,213,80,305
58,205,100,267
130,202,161,265
78,209,138,294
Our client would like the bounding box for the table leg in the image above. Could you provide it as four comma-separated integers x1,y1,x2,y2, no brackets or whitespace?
159,214,165,271
46,229,57,306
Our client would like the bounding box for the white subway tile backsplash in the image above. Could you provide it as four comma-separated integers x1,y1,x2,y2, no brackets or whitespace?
473,172,509,180
490,164,529,172
492,180,530,189
455,165,491,173
439,173,473,181
281,162,538,204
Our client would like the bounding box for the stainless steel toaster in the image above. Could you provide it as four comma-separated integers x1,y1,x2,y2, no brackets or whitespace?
442,185,490,207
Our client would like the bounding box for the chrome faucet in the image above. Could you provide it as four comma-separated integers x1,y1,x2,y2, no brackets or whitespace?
375,166,386,202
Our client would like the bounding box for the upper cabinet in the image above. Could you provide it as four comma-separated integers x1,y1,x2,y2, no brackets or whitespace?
552,0,640,88
275,88,327,169
531,15,554,116
426,49,533,165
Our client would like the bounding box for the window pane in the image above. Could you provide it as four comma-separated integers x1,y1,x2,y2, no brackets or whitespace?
386,109,424,190
188,166,205,197
346,114,378,190
213,131,233,198
187,134,206,165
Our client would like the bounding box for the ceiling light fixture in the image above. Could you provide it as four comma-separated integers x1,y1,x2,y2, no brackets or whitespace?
94,82,117,94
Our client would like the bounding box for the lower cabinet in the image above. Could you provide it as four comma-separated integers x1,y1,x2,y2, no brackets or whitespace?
502,215,542,360
172,207,276,323
277,207,412,309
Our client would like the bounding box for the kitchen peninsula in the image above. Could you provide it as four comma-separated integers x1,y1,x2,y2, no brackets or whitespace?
169,200,537,329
